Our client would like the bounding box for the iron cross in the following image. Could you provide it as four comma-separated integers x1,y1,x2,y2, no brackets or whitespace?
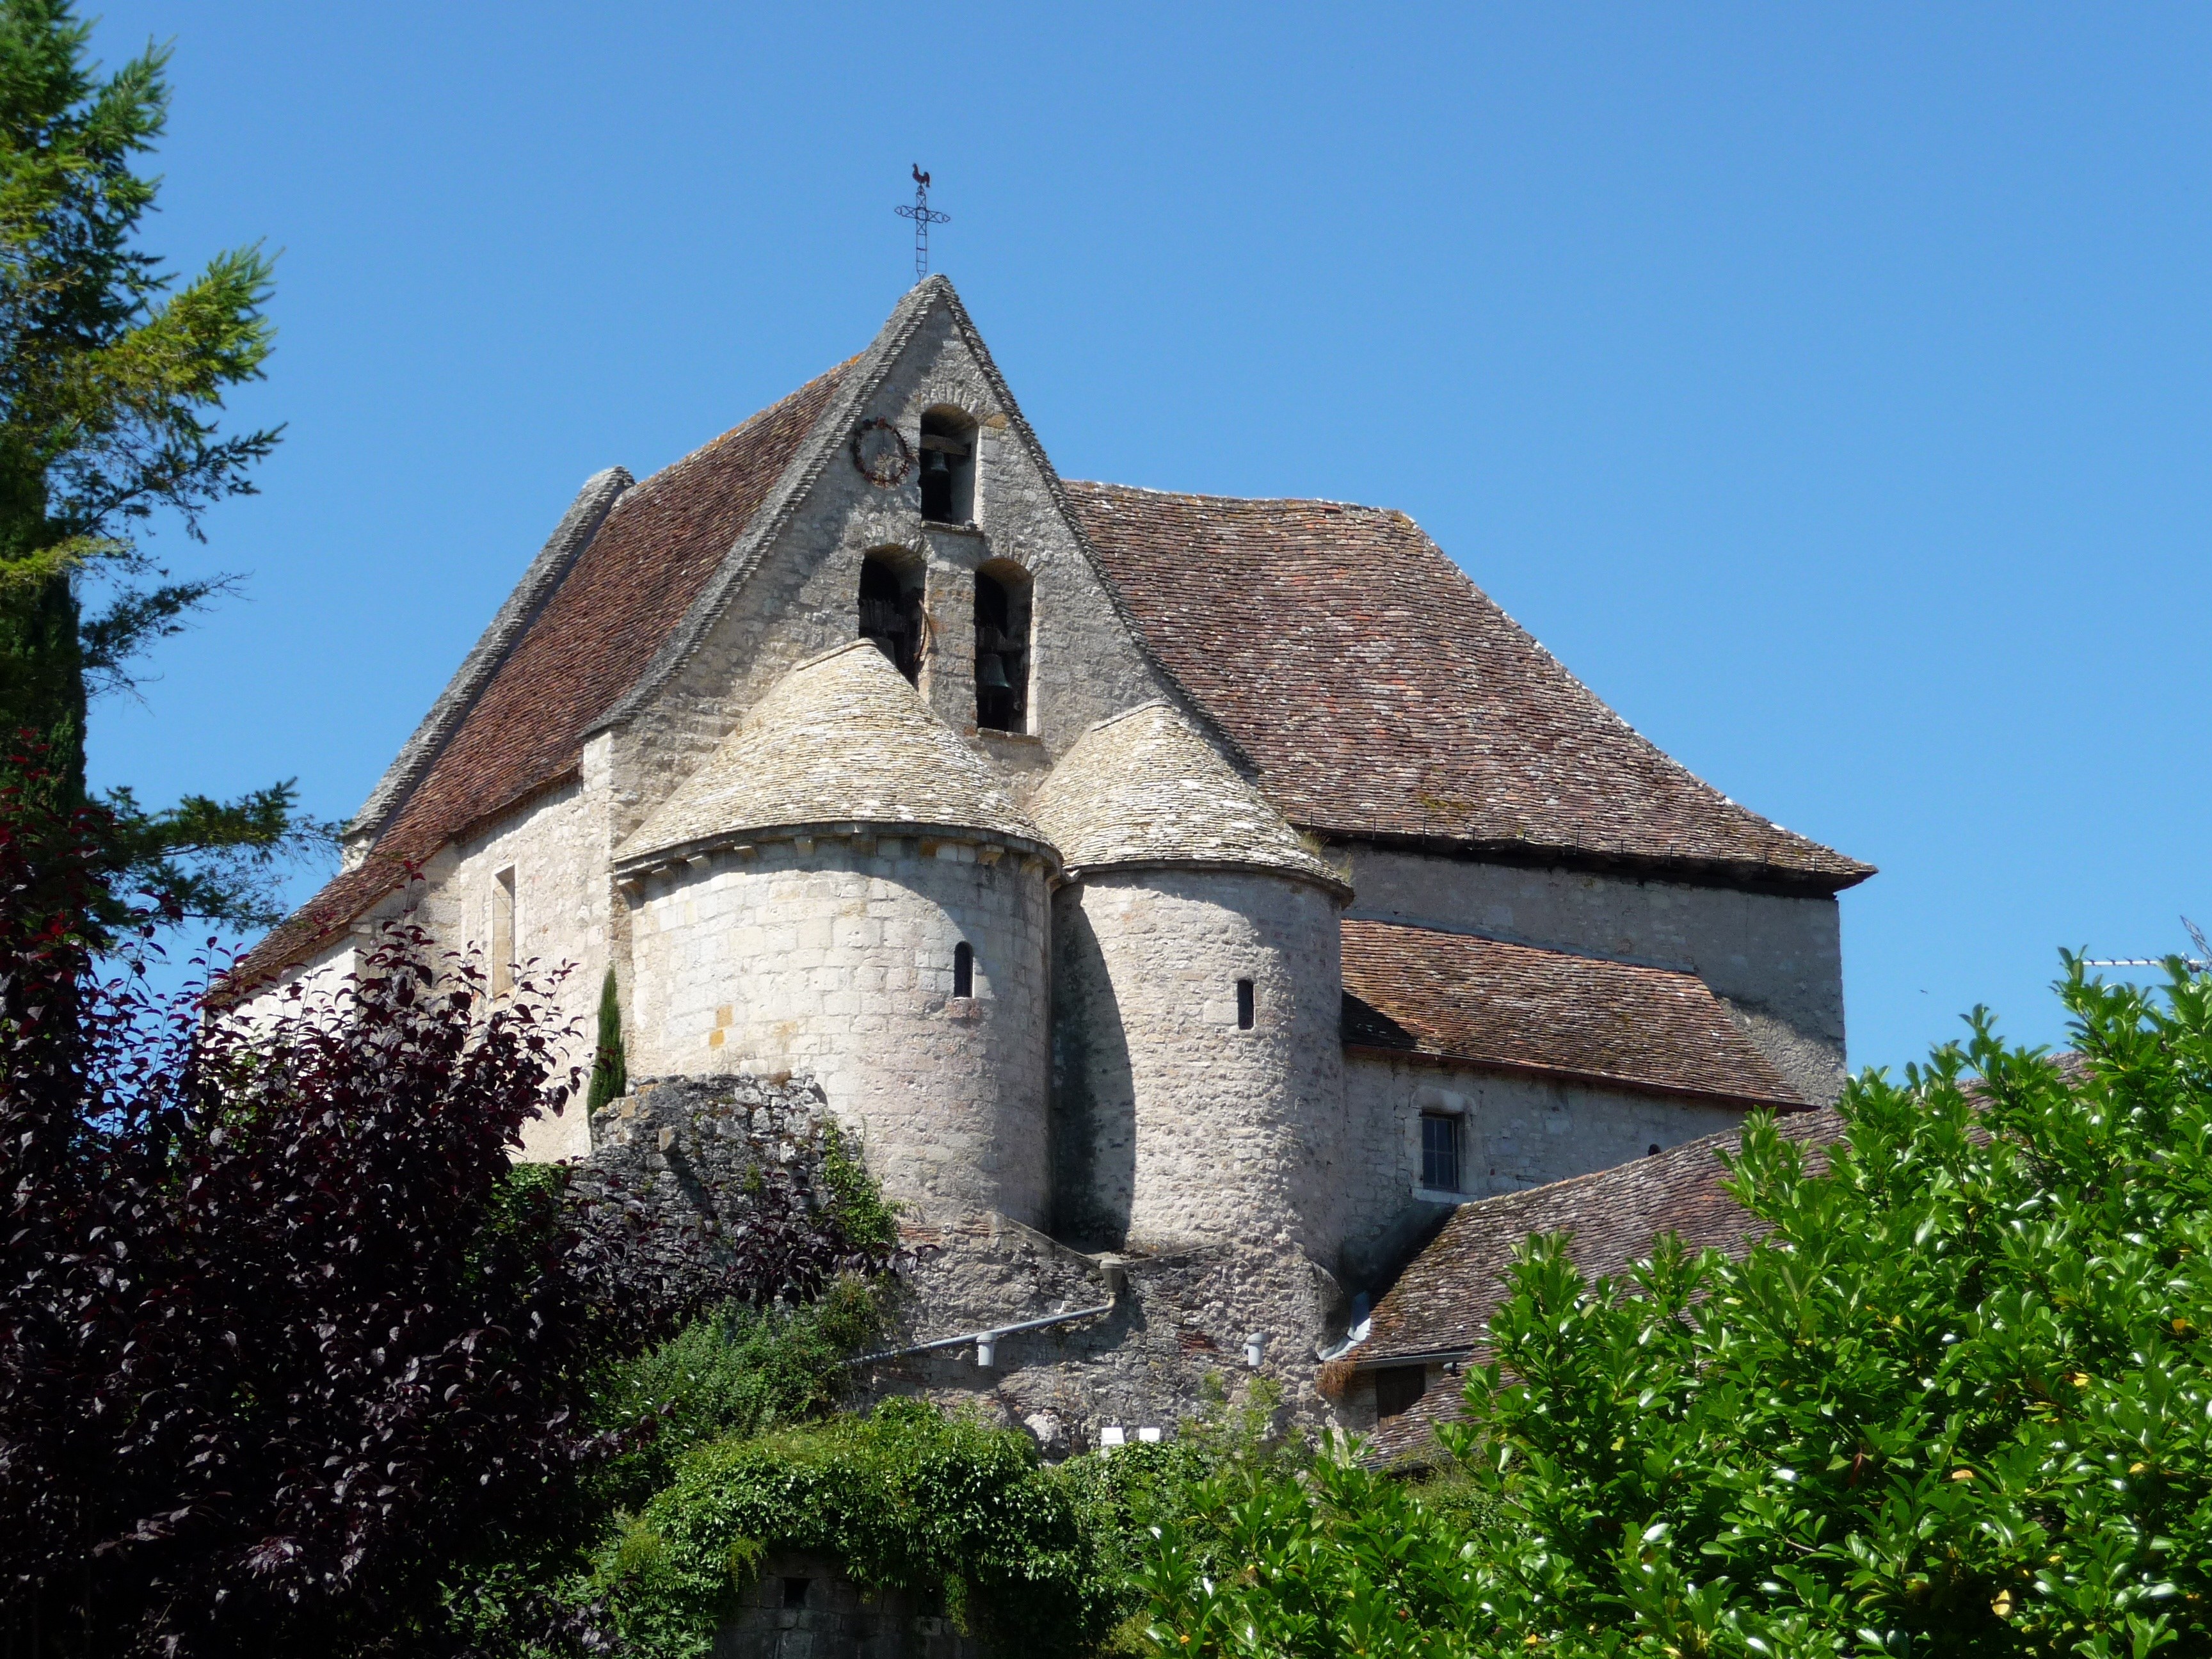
895,164,949,281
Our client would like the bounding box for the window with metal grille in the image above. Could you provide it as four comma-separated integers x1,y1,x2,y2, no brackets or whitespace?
1420,1112,1461,1193
1373,1365,1425,1420
953,942,974,999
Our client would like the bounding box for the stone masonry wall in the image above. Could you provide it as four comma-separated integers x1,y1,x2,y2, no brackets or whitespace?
1342,847,1847,1105
1050,868,1348,1264
584,1074,1353,1453
1336,1054,1747,1292
607,298,1179,858
625,835,1053,1228
874,1217,1349,1452
581,1073,842,1255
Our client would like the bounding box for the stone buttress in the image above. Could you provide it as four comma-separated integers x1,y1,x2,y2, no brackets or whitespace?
1032,702,1355,1266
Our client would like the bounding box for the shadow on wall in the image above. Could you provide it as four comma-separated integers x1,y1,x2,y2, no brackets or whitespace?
1048,902,1134,1251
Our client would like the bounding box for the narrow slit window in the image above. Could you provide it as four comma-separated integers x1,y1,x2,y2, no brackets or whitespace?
1420,1112,1461,1193
491,867,516,998
952,941,974,999
1235,979,1255,1029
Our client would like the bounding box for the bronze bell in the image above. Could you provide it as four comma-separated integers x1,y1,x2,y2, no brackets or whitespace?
923,448,951,476
976,653,1011,691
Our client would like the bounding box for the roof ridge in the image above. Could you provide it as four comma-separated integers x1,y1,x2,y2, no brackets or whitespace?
620,355,863,508
929,296,1262,777
1068,478,1404,515
343,465,632,848
1345,915,1704,978
591,285,947,735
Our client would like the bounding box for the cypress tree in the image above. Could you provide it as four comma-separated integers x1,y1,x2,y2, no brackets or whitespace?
586,966,627,1113
0,1,328,929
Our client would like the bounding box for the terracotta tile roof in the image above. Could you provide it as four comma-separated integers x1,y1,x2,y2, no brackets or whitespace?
615,641,1049,867
233,363,851,986
1341,918,1802,1108
1030,701,1349,896
1061,483,1871,891
1355,1103,1845,1462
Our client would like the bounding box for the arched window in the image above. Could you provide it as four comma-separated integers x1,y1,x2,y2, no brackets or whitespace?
858,549,924,684
918,407,977,524
952,941,974,999
974,560,1030,732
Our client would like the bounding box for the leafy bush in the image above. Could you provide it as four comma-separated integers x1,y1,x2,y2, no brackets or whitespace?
1138,962,2212,1658
593,1399,1110,1658
0,762,899,1656
589,1276,897,1496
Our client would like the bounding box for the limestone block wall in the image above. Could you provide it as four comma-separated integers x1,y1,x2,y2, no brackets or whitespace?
606,301,1178,854
1336,1054,1745,1290
403,750,616,1164
625,833,1052,1227
877,1219,1349,1448
231,759,613,1166
1342,847,1847,1104
1050,869,1347,1262
579,1077,1356,1450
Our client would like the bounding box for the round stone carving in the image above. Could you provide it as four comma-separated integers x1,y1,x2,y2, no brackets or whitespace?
849,418,913,486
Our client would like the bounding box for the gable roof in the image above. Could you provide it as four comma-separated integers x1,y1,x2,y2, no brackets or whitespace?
1030,701,1349,897
1061,484,1871,893
236,280,1870,989
1354,1103,1845,1463
1340,919,1802,1109
616,641,1050,867
232,359,854,985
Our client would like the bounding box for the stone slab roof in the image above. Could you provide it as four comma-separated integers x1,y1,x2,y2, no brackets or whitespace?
1029,701,1350,897
1355,1103,1845,1463
1062,483,1871,892
233,363,851,985
616,641,1049,867
1341,918,1803,1109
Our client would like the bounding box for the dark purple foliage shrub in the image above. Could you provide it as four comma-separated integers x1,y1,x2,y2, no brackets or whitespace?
0,759,894,1656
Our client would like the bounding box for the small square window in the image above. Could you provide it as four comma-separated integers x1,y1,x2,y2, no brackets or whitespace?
1374,1365,1426,1420
1420,1112,1461,1193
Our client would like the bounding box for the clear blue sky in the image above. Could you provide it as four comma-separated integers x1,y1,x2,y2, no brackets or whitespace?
81,2,2212,1074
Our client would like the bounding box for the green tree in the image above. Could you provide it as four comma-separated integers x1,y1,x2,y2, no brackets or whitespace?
587,966,627,1112
0,1,326,926
1137,959,2212,1658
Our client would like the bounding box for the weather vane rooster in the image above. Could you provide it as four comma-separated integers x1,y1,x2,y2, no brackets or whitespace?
895,164,949,282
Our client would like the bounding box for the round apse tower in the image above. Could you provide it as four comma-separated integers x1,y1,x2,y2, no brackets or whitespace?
615,640,1057,1228
1032,701,1352,1260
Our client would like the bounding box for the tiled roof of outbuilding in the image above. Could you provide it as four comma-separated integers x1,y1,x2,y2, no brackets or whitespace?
1355,1104,1845,1463
1062,483,1871,892
615,641,1049,867
1029,701,1350,896
232,364,852,986
1340,919,1802,1108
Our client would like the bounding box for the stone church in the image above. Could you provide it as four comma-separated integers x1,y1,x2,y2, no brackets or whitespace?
237,277,1870,1445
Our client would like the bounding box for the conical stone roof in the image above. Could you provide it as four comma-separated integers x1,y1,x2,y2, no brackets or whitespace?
1030,701,1350,897
616,640,1050,868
